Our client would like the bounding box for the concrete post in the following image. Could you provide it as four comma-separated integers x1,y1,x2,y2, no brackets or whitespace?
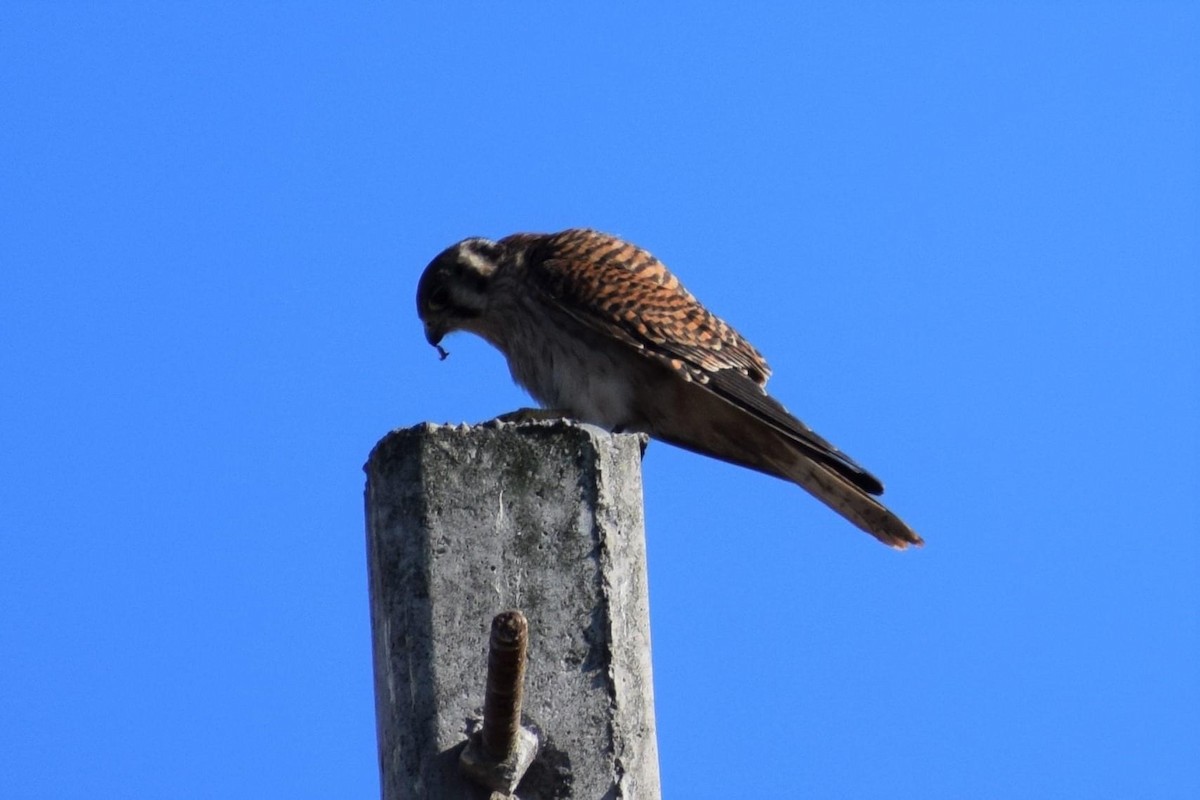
364,420,660,799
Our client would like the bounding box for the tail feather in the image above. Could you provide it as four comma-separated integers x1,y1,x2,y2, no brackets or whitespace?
646,380,922,548
789,457,923,549
658,426,923,548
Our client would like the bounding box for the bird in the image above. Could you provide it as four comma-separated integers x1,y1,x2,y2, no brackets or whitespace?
416,228,922,549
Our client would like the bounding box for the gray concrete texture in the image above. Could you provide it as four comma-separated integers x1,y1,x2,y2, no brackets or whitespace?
364,420,660,799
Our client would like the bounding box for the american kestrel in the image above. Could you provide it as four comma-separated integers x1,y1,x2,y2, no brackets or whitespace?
417,228,922,549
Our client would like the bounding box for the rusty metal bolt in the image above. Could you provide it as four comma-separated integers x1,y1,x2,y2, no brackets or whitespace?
482,610,528,759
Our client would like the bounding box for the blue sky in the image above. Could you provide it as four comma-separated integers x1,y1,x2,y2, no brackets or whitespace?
2,3,1197,798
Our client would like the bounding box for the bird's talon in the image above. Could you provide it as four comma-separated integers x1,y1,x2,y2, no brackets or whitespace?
494,408,569,424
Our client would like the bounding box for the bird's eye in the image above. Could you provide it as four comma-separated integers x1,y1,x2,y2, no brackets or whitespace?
426,286,451,312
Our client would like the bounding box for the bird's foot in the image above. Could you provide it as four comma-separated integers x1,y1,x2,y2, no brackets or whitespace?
493,407,573,424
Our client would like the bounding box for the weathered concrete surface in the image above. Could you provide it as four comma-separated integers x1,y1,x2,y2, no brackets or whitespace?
364,420,660,799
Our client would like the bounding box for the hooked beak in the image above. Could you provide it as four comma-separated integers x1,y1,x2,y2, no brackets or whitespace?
424,322,450,361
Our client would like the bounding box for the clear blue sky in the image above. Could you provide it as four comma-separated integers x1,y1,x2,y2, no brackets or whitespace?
2,4,1197,798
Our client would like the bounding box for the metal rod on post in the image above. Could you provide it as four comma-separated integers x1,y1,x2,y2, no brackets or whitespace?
459,610,538,794
482,610,528,760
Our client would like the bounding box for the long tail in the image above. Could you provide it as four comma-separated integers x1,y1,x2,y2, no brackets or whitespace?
784,455,923,549
652,418,921,549
645,377,923,548
659,425,923,548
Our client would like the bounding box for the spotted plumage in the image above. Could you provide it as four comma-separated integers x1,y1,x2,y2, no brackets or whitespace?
417,228,922,548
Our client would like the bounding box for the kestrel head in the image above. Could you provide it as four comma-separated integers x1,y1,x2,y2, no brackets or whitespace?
416,237,504,358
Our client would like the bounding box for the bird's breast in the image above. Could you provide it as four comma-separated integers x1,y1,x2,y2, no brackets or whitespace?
502,326,639,431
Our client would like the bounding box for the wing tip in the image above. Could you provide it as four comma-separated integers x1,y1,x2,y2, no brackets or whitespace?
856,470,885,497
